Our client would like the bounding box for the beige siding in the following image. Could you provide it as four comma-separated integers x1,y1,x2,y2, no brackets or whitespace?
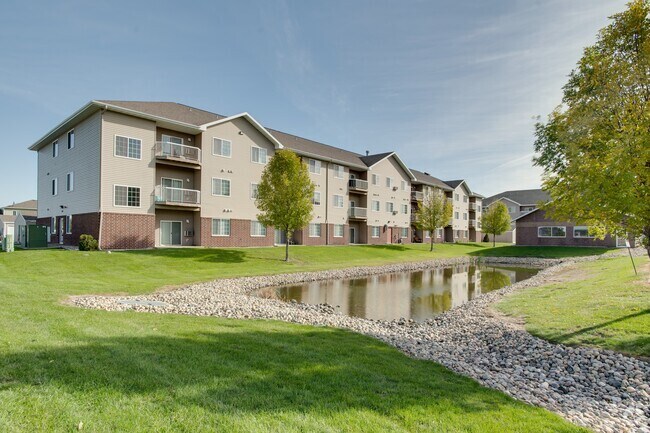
100,111,156,214
37,112,101,218
327,163,349,226
200,117,277,221
366,157,411,235
451,184,471,234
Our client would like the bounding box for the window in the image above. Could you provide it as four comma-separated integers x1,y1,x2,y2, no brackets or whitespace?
372,174,379,185
212,138,231,157
52,140,59,157
312,191,321,206
463,195,467,203
250,183,259,200
67,130,75,149
465,230,468,238
309,223,321,237
212,178,231,196
455,193,459,201
308,159,321,174
463,213,467,220
401,204,408,214
538,226,566,238
508,206,515,213
522,206,535,212
385,202,394,213
115,135,142,159
371,226,380,238
114,185,141,207
424,230,431,238
334,224,344,237
251,146,267,164
66,215,72,234
437,228,443,238
371,200,380,212
386,177,393,188
454,211,459,219
333,164,344,178
250,221,267,237
51,216,57,234
162,134,183,145
401,180,407,191
333,195,344,208
400,228,408,238
66,172,74,192
212,219,231,236
573,226,594,238
51,178,58,196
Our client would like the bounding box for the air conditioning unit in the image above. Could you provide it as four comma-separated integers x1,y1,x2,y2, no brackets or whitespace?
184,230,194,237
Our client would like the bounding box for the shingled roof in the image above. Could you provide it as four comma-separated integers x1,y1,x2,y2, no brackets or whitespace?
97,100,225,126
410,169,452,191
2,199,37,210
483,189,551,207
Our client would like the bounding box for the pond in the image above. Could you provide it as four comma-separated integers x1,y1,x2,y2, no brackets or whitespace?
271,264,539,322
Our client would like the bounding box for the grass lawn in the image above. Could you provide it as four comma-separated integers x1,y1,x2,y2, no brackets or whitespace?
497,256,650,358
0,244,605,432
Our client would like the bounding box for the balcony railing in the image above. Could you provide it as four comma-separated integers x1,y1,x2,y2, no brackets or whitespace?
469,219,476,228
469,203,477,211
348,207,367,219
155,141,201,164
410,214,417,222
155,186,201,206
348,178,368,192
411,191,424,201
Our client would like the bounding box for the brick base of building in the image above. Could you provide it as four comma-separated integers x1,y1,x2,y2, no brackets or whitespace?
200,218,274,247
38,212,101,247
100,212,155,249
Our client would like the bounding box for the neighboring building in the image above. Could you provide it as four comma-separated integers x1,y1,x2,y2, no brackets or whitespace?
0,215,16,241
29,100,425,249
482,189,550,243
1,199,37,216
409,169,452,244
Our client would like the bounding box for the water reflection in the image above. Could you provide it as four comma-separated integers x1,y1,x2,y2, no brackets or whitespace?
275,265,538,322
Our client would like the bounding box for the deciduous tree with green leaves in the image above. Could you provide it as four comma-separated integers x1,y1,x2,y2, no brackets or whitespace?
482,202,511,247
533,0,650,258
415,190,453,251
256,149,315,261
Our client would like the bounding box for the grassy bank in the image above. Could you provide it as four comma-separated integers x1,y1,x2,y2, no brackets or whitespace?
497,256,650,358
0,244,607,432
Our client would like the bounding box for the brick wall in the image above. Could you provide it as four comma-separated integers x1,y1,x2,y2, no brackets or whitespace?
200,218,274,247
37,212,101,246
515,209,617,247
327,224,349,245
101,212,155,249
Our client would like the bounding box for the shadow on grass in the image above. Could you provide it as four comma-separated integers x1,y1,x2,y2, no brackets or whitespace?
122,248,247,264
468,245,613,258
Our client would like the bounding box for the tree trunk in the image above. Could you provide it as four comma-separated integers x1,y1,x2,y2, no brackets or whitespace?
643,225,650,259
284,230,291,261
430,236,434,252
492,232,496,247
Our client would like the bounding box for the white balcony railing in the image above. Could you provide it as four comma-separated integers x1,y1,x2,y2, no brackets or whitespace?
155,141,201,163
469,219,476,228
469,203,477,211
411,191,424,201
348,178,368,191
155,186,201,205
348,207,367,219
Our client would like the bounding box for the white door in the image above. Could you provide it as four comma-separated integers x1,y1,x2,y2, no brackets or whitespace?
160,221,182,246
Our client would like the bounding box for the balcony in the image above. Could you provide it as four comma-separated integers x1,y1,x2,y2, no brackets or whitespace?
155,186,201,209
410,214,417,223
155,141,201,167
469,203,477,211
348,207,367,219
411,191,424,201
469,219,477,228
348,178,368,193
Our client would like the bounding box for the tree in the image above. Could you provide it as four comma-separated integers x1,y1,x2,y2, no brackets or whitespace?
415,190,453,251
482,202,511,247
256,149,315,261
533,0,650,258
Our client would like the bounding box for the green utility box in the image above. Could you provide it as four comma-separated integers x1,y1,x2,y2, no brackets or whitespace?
2,234,14,252
26,225,48,249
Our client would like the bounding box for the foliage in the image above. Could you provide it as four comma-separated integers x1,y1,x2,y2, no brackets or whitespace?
78,234,98,251
533,0,650,257
414,190,453,251
256,149,315,261
481,202,512,247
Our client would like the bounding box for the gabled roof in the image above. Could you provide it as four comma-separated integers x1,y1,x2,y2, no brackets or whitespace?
361,152,416,181
96,100,225,126
2,199,37,210
444,179,465,189
512,208,540,222
202,113,284,150
410,169,452,191
483,189,550,207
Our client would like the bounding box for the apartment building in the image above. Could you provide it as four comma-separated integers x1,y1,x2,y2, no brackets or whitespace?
482,189,550,243
29,100,418,249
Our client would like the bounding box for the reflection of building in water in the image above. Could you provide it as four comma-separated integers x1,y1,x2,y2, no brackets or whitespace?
469,266,482,299
450,264,469,308
363,272,411,320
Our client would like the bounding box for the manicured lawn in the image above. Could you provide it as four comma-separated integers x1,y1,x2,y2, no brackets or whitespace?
0,245,602,432
468,245,616,258
497,256,650,358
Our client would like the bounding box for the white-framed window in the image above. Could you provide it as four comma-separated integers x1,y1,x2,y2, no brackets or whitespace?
424,230,431,238
333,164,344,179
250,221,267,237
114,135,142,159
573,226,594,238
212,218,231,236
386,177,393,188
309,223,321,237
66,172,74,192
437,228,443,238
454,211,459,219
67,130,75,149
51,178,58,196
463,195,467,203
455,193,459,201
371,200,380,212
333,195,344,208
371,226,380,238
538,226,566,238
52,140,59,157
508,206,515,213
213,138,231,157
308,159,321,174
251,146,267,164
211,178,231,197
114,185,141,207
162,134,183,145
51,216,57,234
386,202,394,213
66,215,72,234
401,204,408,214
312,191,321,206
463,213,467,220
465,230,468,238
372,174,379,185
334,224,344,237
250,183,259,200
401,180,407,191
400,228,408,238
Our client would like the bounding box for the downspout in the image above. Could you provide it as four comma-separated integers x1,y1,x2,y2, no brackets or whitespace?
97,107,106,249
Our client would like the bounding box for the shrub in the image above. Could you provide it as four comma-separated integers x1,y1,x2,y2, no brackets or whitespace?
79,234,99,251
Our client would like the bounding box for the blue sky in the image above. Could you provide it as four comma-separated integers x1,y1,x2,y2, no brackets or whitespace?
0,0,628,206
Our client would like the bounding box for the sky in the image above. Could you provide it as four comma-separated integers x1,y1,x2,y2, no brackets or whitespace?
0,0,629,206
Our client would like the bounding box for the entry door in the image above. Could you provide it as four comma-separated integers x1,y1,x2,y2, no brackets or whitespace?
161,135,183,156
161,221,182,246
59,217,65,244
349,227,356,244
274,229,286,245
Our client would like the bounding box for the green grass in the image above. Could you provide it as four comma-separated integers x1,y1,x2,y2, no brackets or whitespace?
0,244,605,432
497,256,650,358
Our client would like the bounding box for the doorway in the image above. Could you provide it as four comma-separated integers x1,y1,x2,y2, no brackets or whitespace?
349,227,356,244
59,216,65,244
160,221,182,246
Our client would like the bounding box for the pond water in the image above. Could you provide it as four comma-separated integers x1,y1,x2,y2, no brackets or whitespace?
272,264,539,322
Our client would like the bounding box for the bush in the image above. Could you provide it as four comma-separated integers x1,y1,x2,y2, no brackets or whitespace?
79,234,98,251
